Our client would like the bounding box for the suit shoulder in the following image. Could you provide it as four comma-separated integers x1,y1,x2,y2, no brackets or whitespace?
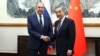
28,13,36,18
43,15,52,22
44,15,50,19
55,20,59,23
66,17,74,22
55,20,59,24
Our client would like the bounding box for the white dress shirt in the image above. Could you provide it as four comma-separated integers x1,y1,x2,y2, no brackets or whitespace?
57,16,65,31
36,13,44,27
36,13,47,39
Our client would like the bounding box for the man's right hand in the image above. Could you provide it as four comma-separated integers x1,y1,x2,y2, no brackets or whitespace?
41,36,50,42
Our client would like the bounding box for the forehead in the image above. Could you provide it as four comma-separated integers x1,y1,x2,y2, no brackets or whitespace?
37,3,44,7
55,7,62,12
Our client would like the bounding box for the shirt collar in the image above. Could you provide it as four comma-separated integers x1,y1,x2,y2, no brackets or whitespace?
36,13,43,17
60,16,65,23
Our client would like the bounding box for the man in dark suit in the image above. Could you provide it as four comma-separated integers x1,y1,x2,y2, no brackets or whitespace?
27,2,53,56
52,6,75,56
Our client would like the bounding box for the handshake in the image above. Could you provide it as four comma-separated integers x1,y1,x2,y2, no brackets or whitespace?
41,35,50,42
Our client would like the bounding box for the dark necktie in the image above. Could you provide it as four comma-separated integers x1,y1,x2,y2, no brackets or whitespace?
39,15,42,27
57,20,61,33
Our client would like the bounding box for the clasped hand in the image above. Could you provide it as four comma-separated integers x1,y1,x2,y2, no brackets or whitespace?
41,36,50,42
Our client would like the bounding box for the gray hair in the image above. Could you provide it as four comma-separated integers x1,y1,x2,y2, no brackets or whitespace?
55,6,66,12
35,2,44,8
55,6,68,15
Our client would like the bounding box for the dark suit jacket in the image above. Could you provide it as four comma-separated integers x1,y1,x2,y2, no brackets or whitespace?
27,13,53,49
54,17,75,54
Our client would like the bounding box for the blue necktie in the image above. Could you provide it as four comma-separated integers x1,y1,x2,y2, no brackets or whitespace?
39,15,42,27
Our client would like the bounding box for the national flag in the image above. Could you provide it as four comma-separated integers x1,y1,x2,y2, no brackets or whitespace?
40,0,55,54
68,0,87,56
40,0,51,18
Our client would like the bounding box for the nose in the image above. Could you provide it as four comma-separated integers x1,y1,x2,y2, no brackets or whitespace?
57,12,60,16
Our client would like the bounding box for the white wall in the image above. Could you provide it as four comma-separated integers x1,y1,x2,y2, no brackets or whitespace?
0,0,100,56
0,27,28,53
0,27,100,54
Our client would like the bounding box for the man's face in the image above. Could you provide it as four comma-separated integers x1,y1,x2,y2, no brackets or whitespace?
55,8,64,19
36,3,44,15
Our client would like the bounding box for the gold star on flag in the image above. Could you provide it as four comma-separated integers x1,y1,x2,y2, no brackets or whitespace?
69,6,72,9
74,6,78,10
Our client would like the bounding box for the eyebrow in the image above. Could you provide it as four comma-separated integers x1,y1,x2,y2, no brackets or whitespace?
37,7,44,8
56,10,61,12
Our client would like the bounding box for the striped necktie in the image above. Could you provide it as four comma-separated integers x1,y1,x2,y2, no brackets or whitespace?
57,20,61,33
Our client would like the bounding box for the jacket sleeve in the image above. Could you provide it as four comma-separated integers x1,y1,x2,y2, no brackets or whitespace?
68,19,76,50
27,16,41,39
48,17,53,38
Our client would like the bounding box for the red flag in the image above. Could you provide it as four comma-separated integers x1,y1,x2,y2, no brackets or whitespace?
47,47,54,54
68,0,87,56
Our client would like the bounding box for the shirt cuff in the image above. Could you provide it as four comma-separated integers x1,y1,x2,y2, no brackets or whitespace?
40,35,44,39
67,50,72,54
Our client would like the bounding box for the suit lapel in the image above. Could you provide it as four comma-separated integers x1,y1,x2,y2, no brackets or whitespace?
43,15,47,29
43,15,46,27
55,21,59,33
34,14,40,25
34,13,43,29
59,18,69,33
